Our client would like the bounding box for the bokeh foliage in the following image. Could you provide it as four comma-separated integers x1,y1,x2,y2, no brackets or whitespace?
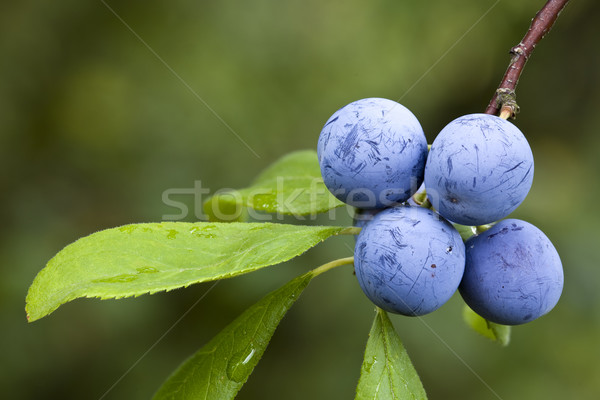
2,0,599,399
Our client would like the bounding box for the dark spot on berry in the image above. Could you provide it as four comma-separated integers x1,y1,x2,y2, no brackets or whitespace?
488,227,509,239
450,198,458,204
431,264,437,269
523,314,532,321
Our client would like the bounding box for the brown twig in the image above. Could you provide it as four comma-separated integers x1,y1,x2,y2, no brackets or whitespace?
485,0,570,118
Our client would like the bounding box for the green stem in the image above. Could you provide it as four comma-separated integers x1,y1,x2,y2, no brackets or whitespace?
311,257,355,277
475,224,494,234
339,226,362,236
420,198,432,210
411,190,427,205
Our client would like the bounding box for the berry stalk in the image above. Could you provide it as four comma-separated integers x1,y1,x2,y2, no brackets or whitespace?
485,0,570,117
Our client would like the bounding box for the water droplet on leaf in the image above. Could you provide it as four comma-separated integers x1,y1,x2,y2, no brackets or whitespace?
119,225,136,234
364,356,377,373
93,273,138,283
136,266,159,274
226,346,257,383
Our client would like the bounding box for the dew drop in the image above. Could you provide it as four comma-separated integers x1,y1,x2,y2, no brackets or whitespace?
136,266,159,274
189,226,216,238
251,193,278,210
226,346,257,383
119,225,136,234
364,356,377,373
93,273,138,283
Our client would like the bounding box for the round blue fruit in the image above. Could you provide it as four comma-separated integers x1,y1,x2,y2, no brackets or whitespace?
354,205,465,316
318,98,428,209
459,219,563,325
424,113,534,225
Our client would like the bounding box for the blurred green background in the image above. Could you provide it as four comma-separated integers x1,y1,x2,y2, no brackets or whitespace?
2,0,599,399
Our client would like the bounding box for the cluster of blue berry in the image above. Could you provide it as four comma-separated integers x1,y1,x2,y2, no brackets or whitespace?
318,98,563,325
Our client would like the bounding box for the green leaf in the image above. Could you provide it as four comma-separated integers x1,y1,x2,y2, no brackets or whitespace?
203,150,344,221
356,308,427,400
462,304,511,346
153,270,313,400
26,222,347,322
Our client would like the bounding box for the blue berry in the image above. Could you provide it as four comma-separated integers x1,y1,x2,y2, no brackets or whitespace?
354,206,465,316
459,219,563,325
318,98,428,209
424,114,534,225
